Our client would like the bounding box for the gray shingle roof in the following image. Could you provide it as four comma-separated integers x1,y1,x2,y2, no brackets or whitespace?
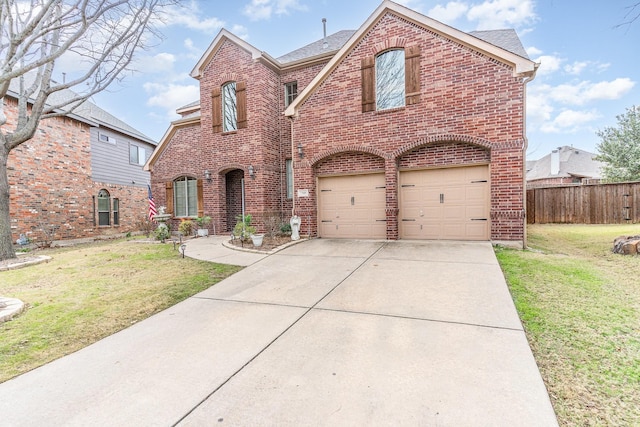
277,30,357,64
469,29,529,59
7,76,156,145
527,146,605,181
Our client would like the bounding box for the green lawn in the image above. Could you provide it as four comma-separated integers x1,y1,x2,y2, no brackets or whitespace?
496,224,640,426
0,239,241,383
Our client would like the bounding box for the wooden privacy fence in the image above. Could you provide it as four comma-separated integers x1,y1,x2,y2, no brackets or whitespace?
527,182,640,224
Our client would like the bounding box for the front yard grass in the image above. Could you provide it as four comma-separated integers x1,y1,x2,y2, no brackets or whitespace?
0,239,241,383
496,224,640,426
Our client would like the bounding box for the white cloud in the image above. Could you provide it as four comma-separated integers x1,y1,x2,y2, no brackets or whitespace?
144,81,200,119
534,54,563,76
396,0,425,13
231,24,250,40
526,46,543,57
546,78,635,105
564,61,611,76
161,1,225,32
428,2,469,24
540,109,601,133
466,0,536,30
243,0,307,21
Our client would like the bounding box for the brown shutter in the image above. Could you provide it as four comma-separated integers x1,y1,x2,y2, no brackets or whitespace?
361,56,375,112
236,81,247,129
165,181,174,215
197,179,204,217
405,45,421,106
212,87,222,133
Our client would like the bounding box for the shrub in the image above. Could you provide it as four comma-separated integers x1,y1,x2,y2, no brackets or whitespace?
179,219,194,236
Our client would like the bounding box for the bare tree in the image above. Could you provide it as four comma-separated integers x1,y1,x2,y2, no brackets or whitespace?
0,0,176,261
616,2,640,28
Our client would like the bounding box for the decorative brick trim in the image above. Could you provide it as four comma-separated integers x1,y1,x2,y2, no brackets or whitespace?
310,145,389,166
216,163,245,174
393,134,493,158
370,36,407,55
490,210,526,218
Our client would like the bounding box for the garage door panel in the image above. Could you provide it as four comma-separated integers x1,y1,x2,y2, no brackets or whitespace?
399,165,489,241
318,174,386,239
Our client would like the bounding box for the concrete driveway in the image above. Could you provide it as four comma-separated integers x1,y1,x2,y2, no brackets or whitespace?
0,239,558,426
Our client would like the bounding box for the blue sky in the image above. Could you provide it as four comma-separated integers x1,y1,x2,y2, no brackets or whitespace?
89,0,640,160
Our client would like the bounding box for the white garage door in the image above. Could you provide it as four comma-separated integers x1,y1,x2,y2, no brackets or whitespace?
318,173,386,239
399,165,490,240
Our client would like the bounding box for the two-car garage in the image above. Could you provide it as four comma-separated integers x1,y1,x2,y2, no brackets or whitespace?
317,165,490,241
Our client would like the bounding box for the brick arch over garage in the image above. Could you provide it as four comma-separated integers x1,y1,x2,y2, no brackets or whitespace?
392,134,493,159
310,145,390,168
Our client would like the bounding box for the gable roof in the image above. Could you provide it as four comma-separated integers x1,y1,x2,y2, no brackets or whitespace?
191,29,280,80
285,0,537,117
527,146,604,181
277,30,357,64
7,77,156,145
469,29,529,59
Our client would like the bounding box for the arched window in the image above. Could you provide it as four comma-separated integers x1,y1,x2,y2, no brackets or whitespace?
173,176,198,217
375,49,405,110
222,81,237,132
97,189,111,226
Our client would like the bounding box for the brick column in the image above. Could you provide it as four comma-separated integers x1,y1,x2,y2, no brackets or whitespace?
385,157,399,240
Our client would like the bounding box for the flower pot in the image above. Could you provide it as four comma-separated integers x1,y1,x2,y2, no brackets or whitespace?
251,234,264,247
197,228,209,237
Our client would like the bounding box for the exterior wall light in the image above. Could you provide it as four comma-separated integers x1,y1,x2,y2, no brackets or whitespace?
248,165,256,179
297,143,304,158
204,170,212,182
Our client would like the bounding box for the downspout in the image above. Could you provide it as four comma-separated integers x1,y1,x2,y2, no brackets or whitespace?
522,64,539,249
289,115,296,216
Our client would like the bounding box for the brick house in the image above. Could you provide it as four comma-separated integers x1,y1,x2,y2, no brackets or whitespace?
6,84,156,245
146,0,538,247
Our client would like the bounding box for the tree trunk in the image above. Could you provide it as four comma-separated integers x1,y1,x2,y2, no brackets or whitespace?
0,145,16,261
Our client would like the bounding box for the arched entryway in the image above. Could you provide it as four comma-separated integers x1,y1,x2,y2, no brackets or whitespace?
225,169,244,232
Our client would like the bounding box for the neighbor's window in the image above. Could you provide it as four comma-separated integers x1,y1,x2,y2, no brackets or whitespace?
285,81,298,107
375,49,405,110
113,198,119,225
174,176,198,217
97,189,111,226
129,144,146,166
99,132,116,144
286,159,293,199
222,81,237,132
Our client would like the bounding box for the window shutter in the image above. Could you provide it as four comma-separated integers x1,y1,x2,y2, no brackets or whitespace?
197,179,204,218
361,56,375,112
165,181,174,215
212,87,222,133
236,81,247,129
405,45,421,105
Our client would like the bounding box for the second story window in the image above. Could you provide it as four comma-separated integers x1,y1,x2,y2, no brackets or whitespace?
375,49,405,110
361,45,421,112
129,144,146,166
222,82,237,132
213,81,247,133
285,81,298,107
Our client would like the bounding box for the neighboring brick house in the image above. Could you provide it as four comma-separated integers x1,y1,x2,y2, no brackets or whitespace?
146,0,537,246
6,85,156,244
526,146,604,189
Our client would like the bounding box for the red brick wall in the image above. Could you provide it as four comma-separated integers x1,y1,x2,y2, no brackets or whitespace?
291,12,528,242
6,98,147,244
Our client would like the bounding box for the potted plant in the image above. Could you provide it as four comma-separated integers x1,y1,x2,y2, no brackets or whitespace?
195,215,211,237
232,214,256,246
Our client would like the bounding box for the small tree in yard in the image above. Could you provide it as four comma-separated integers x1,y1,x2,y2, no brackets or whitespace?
0,0,177,261
596,105,640,183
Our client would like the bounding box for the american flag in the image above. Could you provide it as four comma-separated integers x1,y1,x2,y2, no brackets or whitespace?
148,185,157,221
